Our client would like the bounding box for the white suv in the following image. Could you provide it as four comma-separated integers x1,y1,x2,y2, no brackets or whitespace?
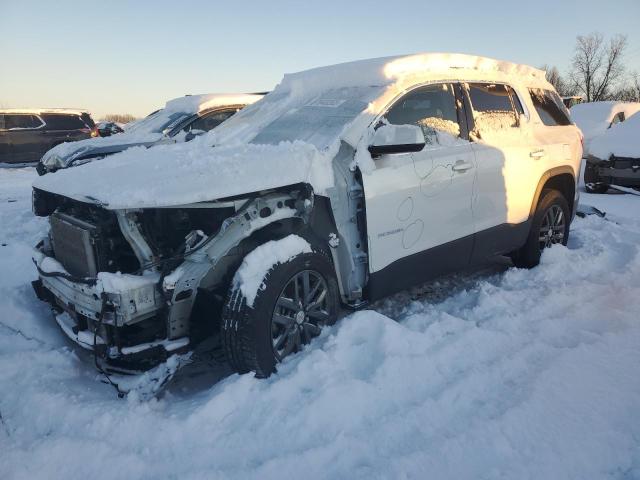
31,54,582,380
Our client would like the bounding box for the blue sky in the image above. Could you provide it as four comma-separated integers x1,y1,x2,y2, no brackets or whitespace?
1,0,639,119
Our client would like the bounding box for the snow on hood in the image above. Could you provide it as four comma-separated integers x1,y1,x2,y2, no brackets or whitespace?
33,138,336,209
570,101,640,143
589,112,640,160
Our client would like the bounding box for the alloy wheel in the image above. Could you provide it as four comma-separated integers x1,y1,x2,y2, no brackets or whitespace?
271,270,330,361
539,204,565,249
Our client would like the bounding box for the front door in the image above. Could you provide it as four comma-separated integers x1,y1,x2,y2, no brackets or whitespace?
361,83,476,297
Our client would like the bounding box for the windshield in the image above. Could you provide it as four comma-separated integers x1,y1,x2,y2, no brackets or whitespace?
248,86,383,149
125,109,190,135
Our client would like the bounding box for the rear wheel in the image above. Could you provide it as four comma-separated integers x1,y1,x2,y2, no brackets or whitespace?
221,250,339,378
584,163,609,194
512,189,570,268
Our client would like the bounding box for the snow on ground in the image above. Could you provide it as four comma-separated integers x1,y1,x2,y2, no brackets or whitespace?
1,167,640,479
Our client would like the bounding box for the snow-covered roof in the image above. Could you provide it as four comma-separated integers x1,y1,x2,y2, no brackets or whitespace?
570,101,640,142
0,108,90,115
589,111,640,159
279,52,549,94
212,53,552,148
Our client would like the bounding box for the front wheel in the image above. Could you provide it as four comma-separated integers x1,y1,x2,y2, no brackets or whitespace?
221,249,340,378
511,189,570,269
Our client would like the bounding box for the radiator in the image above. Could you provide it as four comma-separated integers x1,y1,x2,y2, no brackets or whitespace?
50,212,99,278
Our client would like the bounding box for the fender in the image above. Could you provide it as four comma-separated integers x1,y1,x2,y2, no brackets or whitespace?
528,165,576,218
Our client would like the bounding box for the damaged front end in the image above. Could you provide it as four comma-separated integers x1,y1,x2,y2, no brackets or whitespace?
31,186,311,375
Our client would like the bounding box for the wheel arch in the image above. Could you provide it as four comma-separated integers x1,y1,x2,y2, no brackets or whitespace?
529,166,576,218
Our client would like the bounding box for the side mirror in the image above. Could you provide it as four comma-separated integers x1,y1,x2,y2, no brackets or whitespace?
368,124,425,157
184,129,206,142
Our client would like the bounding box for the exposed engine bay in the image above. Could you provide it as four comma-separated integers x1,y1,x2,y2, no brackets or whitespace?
31,185,313,377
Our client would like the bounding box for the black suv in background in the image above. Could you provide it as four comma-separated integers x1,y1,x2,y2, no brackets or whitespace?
0,110,95,164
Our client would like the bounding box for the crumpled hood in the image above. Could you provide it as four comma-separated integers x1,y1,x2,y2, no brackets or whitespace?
32,138,335,209
41,132,164,170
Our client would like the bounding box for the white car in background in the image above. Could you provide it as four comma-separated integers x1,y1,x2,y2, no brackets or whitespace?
31,53,582,381
570,101,640,149
582,112,640,193
36,93,264,174
570,101,640,193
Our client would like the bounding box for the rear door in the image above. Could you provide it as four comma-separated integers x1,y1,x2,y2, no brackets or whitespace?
4,114,45,163
362,83,476,286
464,83,541,258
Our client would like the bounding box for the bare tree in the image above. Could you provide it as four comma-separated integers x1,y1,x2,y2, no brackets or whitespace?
612,72,640,102
540,64,569,96
569,32,628,102
103,113,137,124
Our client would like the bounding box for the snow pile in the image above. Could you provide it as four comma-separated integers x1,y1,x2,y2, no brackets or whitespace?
163,93,262,116
589,111,640,159
33,140,335,209
570,101,640,146
235,235,312,306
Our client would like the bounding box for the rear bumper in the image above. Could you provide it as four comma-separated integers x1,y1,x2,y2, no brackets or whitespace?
586,156,640,186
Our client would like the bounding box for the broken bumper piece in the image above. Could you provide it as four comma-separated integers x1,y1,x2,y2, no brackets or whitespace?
31,247,190,373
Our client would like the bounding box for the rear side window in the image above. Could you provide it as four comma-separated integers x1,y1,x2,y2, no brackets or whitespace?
508,86,525,115
528,89,572,126
0,115,4,130
4,114,43,129
184,109,237,133
467,83,519,130
40,114,88,130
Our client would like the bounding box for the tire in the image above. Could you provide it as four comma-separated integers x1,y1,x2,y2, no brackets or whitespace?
511,189,570,269
221,250,340,378
584,163,609,194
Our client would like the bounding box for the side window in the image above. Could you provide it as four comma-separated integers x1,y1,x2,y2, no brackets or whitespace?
467,83,518,130
528,89,572,126
4,114,43,130
508,86,525,115
610,112,625,127
184,109,237,133
383,83,462,146
40,114,87,130
0,115,5,130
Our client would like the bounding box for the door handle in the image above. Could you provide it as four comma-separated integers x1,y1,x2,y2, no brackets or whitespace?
530,149,545,159
452,160,473,172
